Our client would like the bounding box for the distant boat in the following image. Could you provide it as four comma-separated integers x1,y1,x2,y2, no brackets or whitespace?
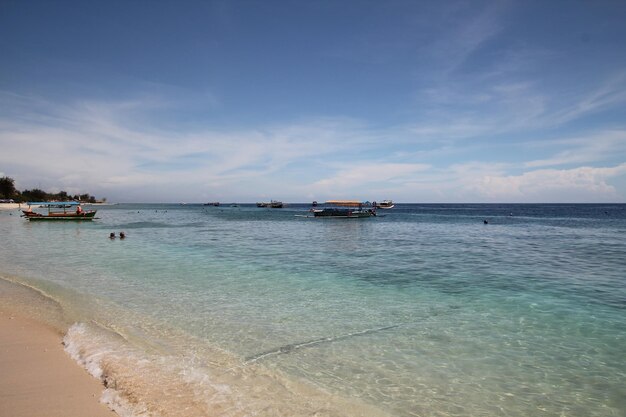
312,200,376,218
204,202,220,206
374,200,395,209
257,200,283,208
22,202,97,221
312,201,318,207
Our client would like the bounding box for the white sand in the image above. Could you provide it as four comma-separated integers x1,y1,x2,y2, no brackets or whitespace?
0,310,117,417
0,203,21,211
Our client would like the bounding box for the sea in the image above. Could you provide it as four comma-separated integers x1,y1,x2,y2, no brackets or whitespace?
0,203,624,417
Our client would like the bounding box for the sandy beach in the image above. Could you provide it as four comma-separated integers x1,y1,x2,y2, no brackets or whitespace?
0,308,116,417
0,203,21,211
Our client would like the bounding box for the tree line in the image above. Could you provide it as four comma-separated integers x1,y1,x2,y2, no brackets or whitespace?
0,176,104,203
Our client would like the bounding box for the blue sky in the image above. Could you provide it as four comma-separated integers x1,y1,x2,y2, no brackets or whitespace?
1,0,625,203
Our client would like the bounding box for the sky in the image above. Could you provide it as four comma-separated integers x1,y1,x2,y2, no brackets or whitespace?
1,0,625,203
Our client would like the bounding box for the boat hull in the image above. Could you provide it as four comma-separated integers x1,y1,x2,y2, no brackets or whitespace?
257,201,283,208
25,211,97,221
375,200,394,209
312,208,375,218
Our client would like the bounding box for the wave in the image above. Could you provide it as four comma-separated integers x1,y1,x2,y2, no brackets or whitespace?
62,321,391,417
1,276,390,417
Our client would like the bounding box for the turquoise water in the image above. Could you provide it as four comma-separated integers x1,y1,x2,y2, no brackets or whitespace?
1,204,625,416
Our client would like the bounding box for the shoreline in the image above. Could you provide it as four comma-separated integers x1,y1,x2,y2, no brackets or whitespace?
0,202,22,211
0,275,392,417
0,279,117,417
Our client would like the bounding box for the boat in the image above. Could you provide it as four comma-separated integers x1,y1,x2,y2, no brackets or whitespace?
312,200,376,218
204,202,220,206
374,200,395,209
22,202,97,221
257,200,283,208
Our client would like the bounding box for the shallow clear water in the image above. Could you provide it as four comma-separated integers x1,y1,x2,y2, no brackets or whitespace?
1,203,625,416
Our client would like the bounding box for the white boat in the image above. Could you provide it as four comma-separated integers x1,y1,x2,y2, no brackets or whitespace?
375,200,395,209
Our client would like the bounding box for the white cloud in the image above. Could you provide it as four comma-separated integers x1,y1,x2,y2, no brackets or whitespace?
525,130,626,168
2,89,625,203
0,94,383,201
311,163,431,198
467,164,626,202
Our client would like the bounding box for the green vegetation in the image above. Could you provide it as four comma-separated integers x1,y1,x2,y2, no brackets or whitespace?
0,176,104,203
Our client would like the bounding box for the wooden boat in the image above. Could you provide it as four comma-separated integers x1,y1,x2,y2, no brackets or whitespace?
312,200,376,218
22,202,97,221
374,200,395,209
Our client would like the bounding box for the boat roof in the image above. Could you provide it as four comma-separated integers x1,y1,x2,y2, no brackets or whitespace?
27,201,80,206
325,200,364,207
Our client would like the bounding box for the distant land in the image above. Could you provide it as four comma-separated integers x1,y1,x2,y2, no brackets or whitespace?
0,176,104,204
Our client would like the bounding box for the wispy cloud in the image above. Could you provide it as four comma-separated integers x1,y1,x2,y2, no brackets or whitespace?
546,72,626,127
525,130,626,168
2,88,625,202
0,94,384,200
311,162,431,198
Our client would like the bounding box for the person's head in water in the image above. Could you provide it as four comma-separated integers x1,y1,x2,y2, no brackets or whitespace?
119,232,126,239
109,232,116,239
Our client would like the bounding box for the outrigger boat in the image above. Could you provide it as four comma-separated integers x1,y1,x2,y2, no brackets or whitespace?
312,200,376,218
22,202,97,221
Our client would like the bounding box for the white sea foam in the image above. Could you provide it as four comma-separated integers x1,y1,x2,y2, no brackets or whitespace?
62,321,390,417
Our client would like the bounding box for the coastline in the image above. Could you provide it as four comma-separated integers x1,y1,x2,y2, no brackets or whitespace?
0,279,116,417
0,202,21,211
0,275,393,417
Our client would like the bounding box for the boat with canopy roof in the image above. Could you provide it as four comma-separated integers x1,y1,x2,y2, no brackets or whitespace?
311,200,376,218
22,202,97,221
